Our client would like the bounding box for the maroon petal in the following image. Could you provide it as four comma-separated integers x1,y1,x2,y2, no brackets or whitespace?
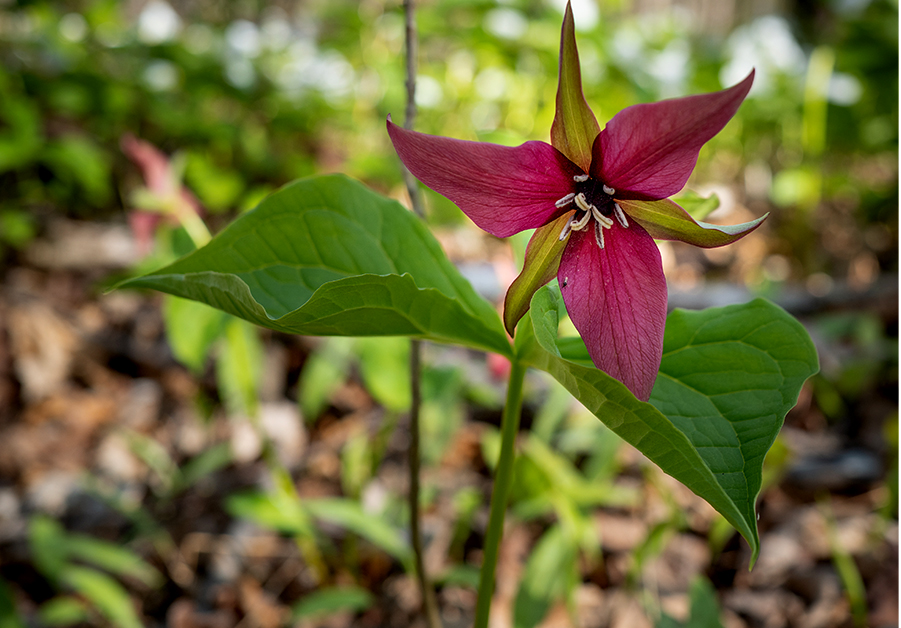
388,119,582,238
558,221,667,401
592,71,754,200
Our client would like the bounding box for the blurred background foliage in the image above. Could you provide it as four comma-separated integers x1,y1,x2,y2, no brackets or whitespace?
0,0,897,626
0,0,896,284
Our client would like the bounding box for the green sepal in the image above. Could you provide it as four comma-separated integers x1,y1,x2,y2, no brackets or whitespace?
549,1,600,171
503,212,571,336
618,197,768,248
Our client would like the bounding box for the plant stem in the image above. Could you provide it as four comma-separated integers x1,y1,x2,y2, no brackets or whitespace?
408,338,441,628
474,358,527,628
401,1,441,627
402,0,426,218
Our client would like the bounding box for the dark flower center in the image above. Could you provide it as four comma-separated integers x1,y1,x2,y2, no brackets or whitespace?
554,174,630,249
574,177,615,217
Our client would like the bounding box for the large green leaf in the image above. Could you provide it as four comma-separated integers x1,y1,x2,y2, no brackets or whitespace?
121,174,510,357
517,287,818,563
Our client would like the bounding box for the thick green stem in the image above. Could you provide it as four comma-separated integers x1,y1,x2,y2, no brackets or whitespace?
474,358,527,628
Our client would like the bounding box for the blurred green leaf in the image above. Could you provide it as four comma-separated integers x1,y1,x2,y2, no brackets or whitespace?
176,442,233,492
341,430,373,498
28,517,68,583
121,175,511,357
656,577,724,628
37,597,89,627
0,96,41,172
305,498,413,570
0,577,24,628
356,336,411,412
58,566,143,628
215,317,263,417
292,586,373,619
41,135,111,207
0,210,37,249
298,337,354,421
162,295,227,373
184,151,245,212
64,537,161,588
671,190,720,222
127,431,178,494
513,525,577,628
226,491,315,538
436,564,481,588
771,166,821,209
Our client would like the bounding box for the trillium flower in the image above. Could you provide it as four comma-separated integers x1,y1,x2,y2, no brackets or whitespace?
387,3,766,401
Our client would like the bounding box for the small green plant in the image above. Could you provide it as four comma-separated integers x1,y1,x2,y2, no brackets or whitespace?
27,517,161,628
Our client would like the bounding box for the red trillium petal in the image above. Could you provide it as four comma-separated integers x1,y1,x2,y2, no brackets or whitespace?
558,222,667,401
592,71,754,200
388,119,582,238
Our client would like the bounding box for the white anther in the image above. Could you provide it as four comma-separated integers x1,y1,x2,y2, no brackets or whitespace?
602,184,615,195
591,206,614,228
594,221,606,249
613,203,629,228
554,192,576,208
574,193,592,213
558,220,573,241
571,210,592,231
573,174,589,182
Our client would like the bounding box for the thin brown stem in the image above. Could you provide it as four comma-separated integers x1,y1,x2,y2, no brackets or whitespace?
401,1,441,627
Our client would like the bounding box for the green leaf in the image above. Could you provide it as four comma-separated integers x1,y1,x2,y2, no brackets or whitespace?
162,296,226,373
0,577,25,628
518,287,818,564
298,337,355,420
671,190,720,222
28,517,68,582
513,525,577,628
226,491,314,538
38,597,89,627
64,537,162,588
304,498,413,570
59,567,143,628
656,577,724,628
120,174,510,357
175,442,233,492
292,586,373,619
356,336,411,412
42,135,111,206
215,317,263,417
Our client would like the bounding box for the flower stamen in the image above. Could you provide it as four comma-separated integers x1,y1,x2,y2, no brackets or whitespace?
555,192,576,208
574,193,593,213
591,205,614,228
573,174,589,182
602,184,615,195
613,203,629,228
594,221,606,249
571,209,593,231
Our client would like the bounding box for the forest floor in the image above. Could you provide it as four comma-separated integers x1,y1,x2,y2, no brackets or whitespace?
0,217,897,628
